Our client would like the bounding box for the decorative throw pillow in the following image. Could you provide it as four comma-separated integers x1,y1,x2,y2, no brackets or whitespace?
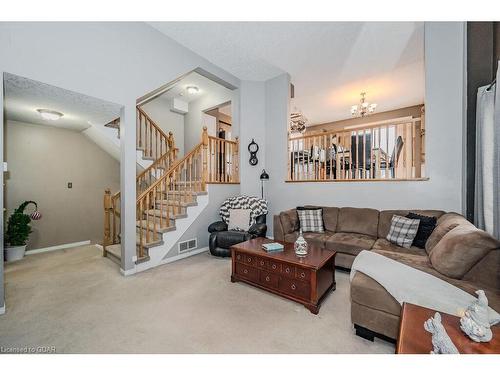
228,209,251,231
296,207,324,233
406,212,437,249
386,215,420,248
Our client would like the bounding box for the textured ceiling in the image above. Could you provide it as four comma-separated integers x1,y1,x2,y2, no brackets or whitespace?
4,73,122,131
150,22,424,124
157,71,231,104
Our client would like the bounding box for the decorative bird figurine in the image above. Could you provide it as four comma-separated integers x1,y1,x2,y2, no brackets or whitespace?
460,290,493,343
424,312,459,354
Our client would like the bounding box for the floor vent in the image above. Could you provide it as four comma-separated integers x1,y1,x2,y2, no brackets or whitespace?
178,238,197,253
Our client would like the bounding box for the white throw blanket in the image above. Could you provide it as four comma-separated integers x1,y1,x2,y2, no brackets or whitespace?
350,250,500,325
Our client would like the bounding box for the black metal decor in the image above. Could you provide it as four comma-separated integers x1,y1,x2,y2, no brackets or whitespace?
248,139,259,166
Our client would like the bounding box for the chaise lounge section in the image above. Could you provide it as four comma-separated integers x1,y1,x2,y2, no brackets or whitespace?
274,206,500,341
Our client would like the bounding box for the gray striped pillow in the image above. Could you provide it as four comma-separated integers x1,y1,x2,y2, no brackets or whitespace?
386,215,420,248
297,208,324,233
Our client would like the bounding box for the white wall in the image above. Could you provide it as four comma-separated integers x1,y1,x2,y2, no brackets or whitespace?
141,97,185,156
264,22,466,235
0,21,240,294
184,85,236,153
239,81,267,198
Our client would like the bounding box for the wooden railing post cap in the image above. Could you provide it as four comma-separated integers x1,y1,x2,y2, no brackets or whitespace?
105,188,111,195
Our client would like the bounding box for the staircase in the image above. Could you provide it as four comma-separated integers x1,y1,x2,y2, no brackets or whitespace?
102,105,239,271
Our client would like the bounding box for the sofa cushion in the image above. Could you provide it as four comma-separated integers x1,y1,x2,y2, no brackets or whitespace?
406,212,437,249
279,209,299,235
378,209,445,238
372,238,427,257
386,215,421,248
425,212,472,254
322,206,339,232
429,225,500,279
372,249,435,274
284,231,333,249
325,232,376,256
297,207,324,233
337,207,379,237
350,272,401,316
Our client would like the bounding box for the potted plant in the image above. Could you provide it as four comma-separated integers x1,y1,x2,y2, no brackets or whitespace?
4,201,41,262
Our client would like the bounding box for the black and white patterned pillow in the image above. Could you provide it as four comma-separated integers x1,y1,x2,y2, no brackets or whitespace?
386,215,420,248
297,207,324,233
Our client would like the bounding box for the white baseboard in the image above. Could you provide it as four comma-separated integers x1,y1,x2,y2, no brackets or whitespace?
0,302,5,315
120,267,136,276
26,240,91,255
94,244,103,251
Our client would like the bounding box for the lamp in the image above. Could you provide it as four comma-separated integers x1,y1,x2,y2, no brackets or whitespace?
260,169,269,199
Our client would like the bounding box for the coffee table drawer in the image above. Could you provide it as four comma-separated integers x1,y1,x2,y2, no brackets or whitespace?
259,271,279,289
267,260,282,273
279,278,310,300
255,257,268,270
235,263,259,282
295,267,311,281
243,254,257,267
234,251,245,263
281,264,295,278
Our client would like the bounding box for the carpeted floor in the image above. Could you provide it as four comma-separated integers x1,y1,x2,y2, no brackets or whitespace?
0,245,394,353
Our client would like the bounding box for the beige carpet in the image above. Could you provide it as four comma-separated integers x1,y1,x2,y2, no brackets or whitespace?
0,245,394,353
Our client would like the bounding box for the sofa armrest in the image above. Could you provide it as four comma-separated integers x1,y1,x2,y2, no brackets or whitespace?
248,223,267,237
208,221,228,233
273,215,285,241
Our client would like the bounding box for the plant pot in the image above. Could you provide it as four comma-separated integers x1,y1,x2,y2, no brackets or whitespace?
5,245,27,262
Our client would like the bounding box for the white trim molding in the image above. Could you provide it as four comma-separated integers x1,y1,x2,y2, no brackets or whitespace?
26,240,91,255
0,302,5,315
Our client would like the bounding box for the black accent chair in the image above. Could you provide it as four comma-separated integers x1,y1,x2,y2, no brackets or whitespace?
208,214,267,257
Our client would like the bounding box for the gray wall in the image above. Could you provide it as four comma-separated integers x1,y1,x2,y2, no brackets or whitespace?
141,97,185,156
5,120,120,249
264,22,467,235
184,85,236,153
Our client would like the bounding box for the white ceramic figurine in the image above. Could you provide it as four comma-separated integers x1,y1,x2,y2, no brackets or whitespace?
460,290,493,343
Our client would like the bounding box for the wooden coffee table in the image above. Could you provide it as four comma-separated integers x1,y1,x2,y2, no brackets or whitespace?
397,303,500,354
230,238,336,314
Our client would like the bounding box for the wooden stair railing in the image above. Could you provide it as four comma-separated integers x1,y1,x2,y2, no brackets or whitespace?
103,189,121,254
137,105,179,161
105,125,240,263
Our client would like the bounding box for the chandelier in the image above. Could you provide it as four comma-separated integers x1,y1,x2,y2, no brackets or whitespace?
351,92,377,117
290,109,307,133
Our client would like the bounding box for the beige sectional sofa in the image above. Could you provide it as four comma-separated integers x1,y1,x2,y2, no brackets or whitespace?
273,206,500,341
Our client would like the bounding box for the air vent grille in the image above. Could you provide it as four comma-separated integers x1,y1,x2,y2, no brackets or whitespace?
178,238,197,253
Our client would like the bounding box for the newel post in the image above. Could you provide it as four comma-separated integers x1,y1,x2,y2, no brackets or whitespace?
202,126,209,190
103,188,112,252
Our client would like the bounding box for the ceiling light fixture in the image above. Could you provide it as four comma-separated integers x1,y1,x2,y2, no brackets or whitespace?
186,86,199,95
290,108,308,134
37,109,64,121
350,92,377,117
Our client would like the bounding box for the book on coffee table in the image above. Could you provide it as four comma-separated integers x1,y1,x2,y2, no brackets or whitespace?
261,242,284,252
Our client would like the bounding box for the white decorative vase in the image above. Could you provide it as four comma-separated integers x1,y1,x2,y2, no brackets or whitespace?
294,229,308,257
5,245,27,262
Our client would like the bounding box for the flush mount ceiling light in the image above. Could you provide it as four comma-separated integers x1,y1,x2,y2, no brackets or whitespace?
37,108,64,121
350,92,377,117
186,86,199,95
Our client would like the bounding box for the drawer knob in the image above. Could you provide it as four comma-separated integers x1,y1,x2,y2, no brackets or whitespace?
237,255,241,260
243,269,248,274
247,257,252,262
300,272,306,278
286,268,290,273
272,265,276,269
260,261,265,266
291,284,296,290
265,276,270,282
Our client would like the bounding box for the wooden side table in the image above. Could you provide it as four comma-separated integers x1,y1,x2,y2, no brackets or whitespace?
397,303,500,354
